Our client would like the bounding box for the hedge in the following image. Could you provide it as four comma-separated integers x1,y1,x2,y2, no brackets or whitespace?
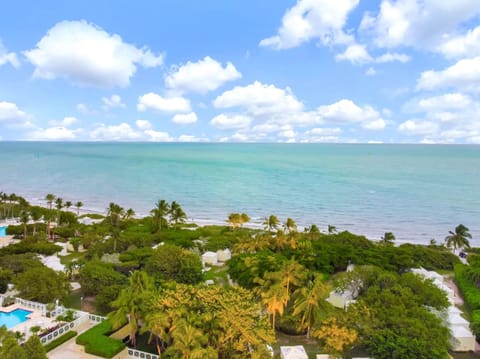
76,320,125,358
454,264,480,310
44,330,77,352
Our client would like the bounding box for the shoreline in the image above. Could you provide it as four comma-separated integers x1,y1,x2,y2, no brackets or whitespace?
1,194,473,247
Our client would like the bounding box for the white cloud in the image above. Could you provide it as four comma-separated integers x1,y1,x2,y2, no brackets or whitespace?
416,57,480,91
0,41,20,68
416,93,472,111
29,126,77,140
135,119,152,130
144,130,173,142
76,103,90,114
213,81,303,116
306,127,342,136
137,92,191,113
24,20,163,87
0,101,29,123
317,99,385,130
375,52,410,63
437,26,480,59
398,119,438,136
90,123,143,140
336,44,373,64
365,67,376,76
48,116,79,127
361,0,480,50
260,0,359,49
210,114,252,130
172,112,198,125
177,134,209,142
102,95,126,110
165,56,241,94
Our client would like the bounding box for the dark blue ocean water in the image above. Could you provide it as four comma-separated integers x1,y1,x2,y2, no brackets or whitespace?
0,142,479,245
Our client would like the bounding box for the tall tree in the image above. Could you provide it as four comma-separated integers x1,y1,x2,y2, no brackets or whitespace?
293,274,331,338
45,193,55,240
19,210,29,238
109,271,154,347
151,199,170,231
29,207,42,236
169,201,187,226
283,217,297,233
381,232,396,245
263,214,279,232
75,201,83,216
445,224,472,252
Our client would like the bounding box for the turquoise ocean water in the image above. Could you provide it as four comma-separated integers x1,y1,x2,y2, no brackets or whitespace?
0,142,479,245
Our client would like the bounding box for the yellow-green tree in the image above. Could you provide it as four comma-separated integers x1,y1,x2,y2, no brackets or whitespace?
313,317,358,357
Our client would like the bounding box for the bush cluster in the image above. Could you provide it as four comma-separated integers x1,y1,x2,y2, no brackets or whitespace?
76,320,125,358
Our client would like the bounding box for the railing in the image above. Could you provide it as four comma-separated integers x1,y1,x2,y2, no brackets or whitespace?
88,313,107,323
15,298,47,316
40,314,89,345
127,348,160,359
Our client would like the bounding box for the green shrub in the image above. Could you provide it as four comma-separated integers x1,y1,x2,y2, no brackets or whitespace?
455,264,480,310
44,330,77,352
76,320,125,358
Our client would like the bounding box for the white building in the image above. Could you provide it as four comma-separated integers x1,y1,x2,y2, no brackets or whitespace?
202,251,218,266
280,345,308,359
217,248,231,262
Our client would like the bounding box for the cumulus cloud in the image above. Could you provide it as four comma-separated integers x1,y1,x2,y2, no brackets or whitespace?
172,112,198,125
416,57,480,91
165,56,241,94
48,116,79,127
144,130,173,142
360,0,480,50
398,119,439,136
29,126,78,140
0,41,20,68
90,123,143,140
336,44,373,64
317,99,386,130
177,134,209,142
210,114,252,130
0,101,29,123
437,26,480,59
137,92,191,113
102,95,126,110
24,20,163,87
135,119,152,130
260,0,359,49
213,81,303,116
375,52,410,63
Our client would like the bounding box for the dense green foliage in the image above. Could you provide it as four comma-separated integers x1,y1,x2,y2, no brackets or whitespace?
14,266,70,302
44,330,77,352
76,320,125,358
145,244,203,284
0,240,61,256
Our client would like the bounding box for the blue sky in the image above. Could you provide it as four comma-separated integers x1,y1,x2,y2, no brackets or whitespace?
0,0,479,143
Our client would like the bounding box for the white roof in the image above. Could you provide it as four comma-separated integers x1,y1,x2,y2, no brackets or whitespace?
280,346,308,359
449,312,470,326
448,306,462,314
202,251,217,258
452,325,474,338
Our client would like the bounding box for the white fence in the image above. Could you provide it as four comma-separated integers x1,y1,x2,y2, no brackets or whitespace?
39,314,89,345
127,348,160,359
15,297,47,316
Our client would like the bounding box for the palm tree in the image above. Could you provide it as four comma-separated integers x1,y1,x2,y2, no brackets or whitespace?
260,283,288,329
55,197,63,224
263,214,279,232
293,274,330,338
167,319,209,359
227,213,241,230
75,201,83,216
151,199,170,231
283,217,297,233
277,259,305,303
328,224,337,234
19,210,29,238
445,224,472,253
169,201,187,226
109,271,154,347
381,232,395,245
29,207,42,236
45,194,55,240
64,201,72,212
124,208,135,221
107,202,124,227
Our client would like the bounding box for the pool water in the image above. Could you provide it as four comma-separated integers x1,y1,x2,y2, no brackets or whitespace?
0,309,32,329
0,226,5,237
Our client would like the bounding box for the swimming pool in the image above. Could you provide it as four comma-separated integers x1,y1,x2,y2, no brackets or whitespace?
0,309,32,329
0,226,6,237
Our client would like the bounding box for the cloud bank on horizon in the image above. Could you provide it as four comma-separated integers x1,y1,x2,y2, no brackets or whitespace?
0,0,479,144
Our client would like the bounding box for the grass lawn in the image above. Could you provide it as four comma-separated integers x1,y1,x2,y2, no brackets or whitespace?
59,251,84,265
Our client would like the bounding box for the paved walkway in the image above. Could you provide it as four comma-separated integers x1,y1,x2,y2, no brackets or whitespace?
47,322,128,359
